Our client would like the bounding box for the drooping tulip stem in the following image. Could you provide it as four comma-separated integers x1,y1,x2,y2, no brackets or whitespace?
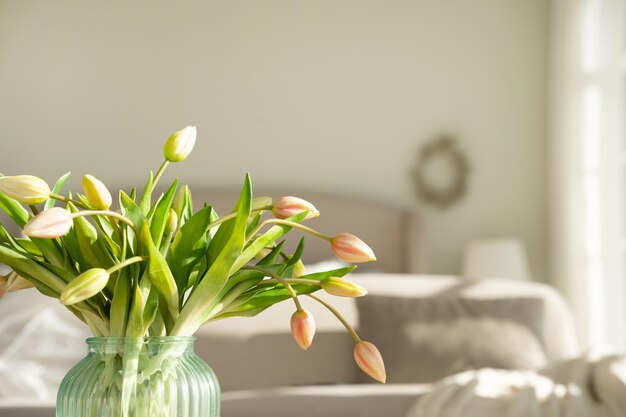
243,265,303,311
307,293,362,344
152,160,170,188
248,219,331,242
106,256,146,275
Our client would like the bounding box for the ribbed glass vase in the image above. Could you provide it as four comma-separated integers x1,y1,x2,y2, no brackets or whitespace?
56,337,220,417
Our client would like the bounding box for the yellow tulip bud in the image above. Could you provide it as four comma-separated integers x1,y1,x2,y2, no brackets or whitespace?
82,175,112,210
164,126,196,162
0,175,51,204
60,268,110,305
330,233,376,263
23,207,73,238
165,208,178,236
290,309,316,350
172,185,190,218
321,276,367,297
354,341,386,383
292,260,306,278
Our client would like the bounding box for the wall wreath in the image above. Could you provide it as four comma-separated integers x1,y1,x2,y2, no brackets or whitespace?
411,135,470,209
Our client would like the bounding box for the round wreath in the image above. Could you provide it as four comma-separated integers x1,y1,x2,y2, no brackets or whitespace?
411,136,470,209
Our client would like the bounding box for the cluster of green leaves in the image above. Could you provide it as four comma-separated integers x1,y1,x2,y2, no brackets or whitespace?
0,172,354,337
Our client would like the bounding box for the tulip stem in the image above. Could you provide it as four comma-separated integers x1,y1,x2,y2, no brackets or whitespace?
71,211,142,254
262,278,321,286
29,205,40,215
243,265,302,311
49,193,88,209
307,293,362,343
248,219,331,242
107,256,146,275
205,206,274,231
153,160,170,188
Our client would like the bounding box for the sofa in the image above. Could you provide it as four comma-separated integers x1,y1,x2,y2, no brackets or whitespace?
0,273,582,417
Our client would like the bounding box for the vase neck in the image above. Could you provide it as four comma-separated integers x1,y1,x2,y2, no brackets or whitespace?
87,336,196,355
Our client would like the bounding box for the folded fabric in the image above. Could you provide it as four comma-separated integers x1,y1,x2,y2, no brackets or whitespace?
0,291,89,401
405,351,626,417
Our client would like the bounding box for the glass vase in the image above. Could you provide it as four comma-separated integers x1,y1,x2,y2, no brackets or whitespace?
56,337,220,417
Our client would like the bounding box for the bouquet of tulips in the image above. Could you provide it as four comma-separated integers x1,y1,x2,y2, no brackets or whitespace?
0,126,385,384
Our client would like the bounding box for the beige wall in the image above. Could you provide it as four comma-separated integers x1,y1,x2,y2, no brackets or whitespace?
0,1,548,278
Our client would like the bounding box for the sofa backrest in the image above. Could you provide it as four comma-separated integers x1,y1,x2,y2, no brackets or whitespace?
197,274,582,391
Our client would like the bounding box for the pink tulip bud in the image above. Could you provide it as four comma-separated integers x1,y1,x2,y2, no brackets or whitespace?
321,276,368,297
272,196,320,220
354,341,386,383
290,309,316,350
23,207,73,238
330,233,376,263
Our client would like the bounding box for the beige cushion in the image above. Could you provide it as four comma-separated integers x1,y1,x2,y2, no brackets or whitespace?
356,295,547,383
353,275,581,384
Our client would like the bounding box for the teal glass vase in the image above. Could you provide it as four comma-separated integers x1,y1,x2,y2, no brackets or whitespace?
56,337,220,417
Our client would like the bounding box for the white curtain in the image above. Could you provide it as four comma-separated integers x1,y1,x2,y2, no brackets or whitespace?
549,0,625,348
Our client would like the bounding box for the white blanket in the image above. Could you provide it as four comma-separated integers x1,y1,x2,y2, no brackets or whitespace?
406,352,626,417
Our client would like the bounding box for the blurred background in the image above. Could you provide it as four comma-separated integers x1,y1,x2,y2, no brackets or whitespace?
0,0,547,279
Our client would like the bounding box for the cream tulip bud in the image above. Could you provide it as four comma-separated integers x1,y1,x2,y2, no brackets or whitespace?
330,233,376,263
354,341,386,383
165,209,178,236
272,196,319,220
164,126,197,162
5,271,33,292
290,309,316,350
23,207,73,238
0,175,51,204
321,277,367,297
60,268,110,305
82,175,112,210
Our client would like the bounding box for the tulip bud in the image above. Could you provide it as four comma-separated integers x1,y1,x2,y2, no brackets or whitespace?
354,341,386,383
321,276,367,297
164,126,197,162
252,196,273,211
23,207,73,238
165,209,178,236
5,271,33,292
330,233,376,263
290,309,316,350
272,196,319,220
0,175,51,204
0,276,7,299
82,175,112,210
292,260,306,278
60,268,110,305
